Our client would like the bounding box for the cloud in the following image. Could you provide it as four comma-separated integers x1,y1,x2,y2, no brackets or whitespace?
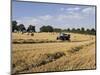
31,18,40,23
16,7,95,27
57,12,83,21
60,7,95,15
60,7,80,12
66,7,80,11
16,12,83,28
82,7,95,14
39,15,52,21
60,8,65,11
15,6,95,31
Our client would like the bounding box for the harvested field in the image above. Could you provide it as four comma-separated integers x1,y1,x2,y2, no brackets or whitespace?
12,32,94,43
12,32,96,74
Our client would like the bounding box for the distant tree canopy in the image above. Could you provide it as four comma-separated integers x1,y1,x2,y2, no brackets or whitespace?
72,28,76,32
87,29,90,32
62,28,70,32
66,27,96,35
54,28,62,32
59,27,95,35
67,28,70,31
91,28,96,32
81,27,85,31
40,26,54,32
77,28,80,31
12,21,18,32
12,20,95,35
18,24,26,32
27,25,35,32
12,21,35,33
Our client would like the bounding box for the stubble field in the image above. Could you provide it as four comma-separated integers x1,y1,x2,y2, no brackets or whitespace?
12,32,96,74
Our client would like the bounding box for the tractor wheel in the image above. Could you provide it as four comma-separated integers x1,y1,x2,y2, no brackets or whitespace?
68,39,71,42
57,37,59,40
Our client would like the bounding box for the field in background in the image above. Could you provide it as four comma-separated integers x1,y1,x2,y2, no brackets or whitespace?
12,32,94,43
12,32,96,74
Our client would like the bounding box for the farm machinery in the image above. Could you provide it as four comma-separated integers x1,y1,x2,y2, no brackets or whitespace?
57,33,70,41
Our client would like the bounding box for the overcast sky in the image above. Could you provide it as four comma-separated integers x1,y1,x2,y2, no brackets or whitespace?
12,1,96,31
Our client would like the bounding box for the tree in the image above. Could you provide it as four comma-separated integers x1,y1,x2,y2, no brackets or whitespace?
12,21,18,32
77,28,80,31
18,24,26,32
27,25,35,32
67,28,70,31
90,28,96,35
54,28,61,32
76,28,80,33
81,27,85,31
71,28,76,32
91,28,95,32
62,28,70,32
86,29,90,32
40,25,53,32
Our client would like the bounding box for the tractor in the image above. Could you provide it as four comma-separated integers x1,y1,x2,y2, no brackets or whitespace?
57,33,70,41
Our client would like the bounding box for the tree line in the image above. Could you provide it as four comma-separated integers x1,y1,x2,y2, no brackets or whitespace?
12,20,96,35
40,26,96,35
12,21,35,33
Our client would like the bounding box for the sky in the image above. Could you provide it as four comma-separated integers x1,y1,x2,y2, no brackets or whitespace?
12,1,96,31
